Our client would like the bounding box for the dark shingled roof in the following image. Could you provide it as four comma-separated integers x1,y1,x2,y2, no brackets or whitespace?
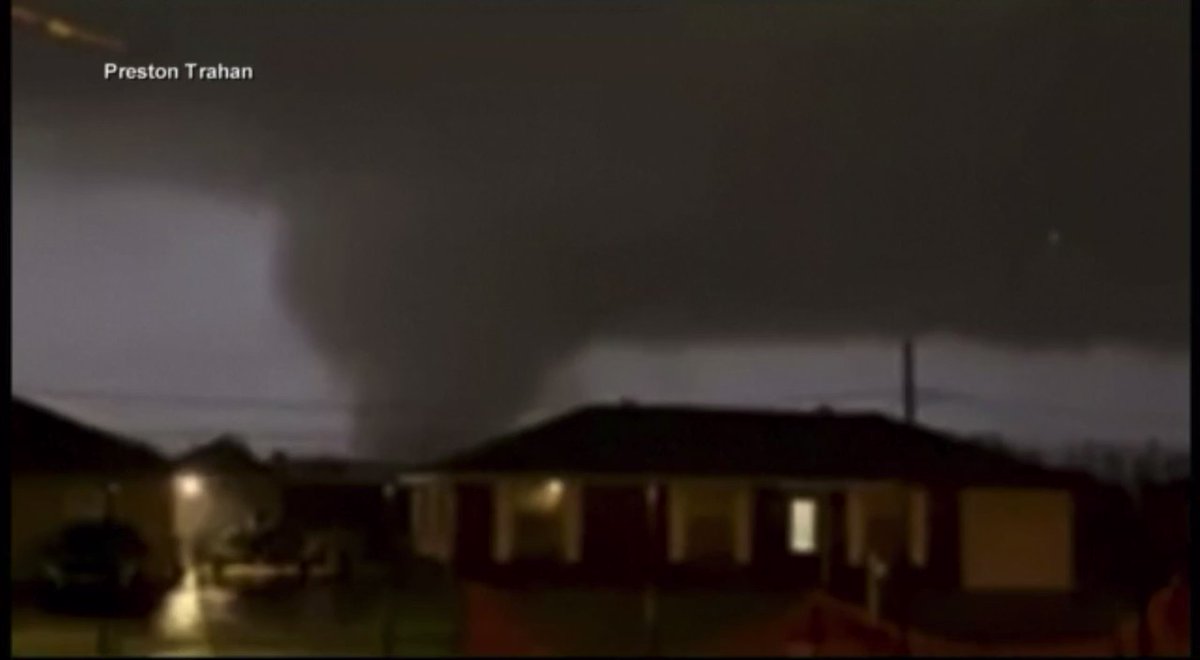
428,404,1093,487
11,398,168,474
176,434,270,474
276,457,404,485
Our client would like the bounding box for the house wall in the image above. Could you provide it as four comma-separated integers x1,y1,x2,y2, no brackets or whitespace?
667,480,753,565
750,489,828,585
412,480,456,561
1134,481,1189,594
845,482,918,567
748,489,844,588
581,484,660,579
454,483,494,570
438,475,1078,598
11,474,177,584
923,485,963,591
456,477,763,583
464,478,840,582
959,487,1074,591
283,483,387,530
489,478,581,565
282,482,401,560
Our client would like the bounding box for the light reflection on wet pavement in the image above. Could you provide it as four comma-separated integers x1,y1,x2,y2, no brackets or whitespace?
11,570,459,657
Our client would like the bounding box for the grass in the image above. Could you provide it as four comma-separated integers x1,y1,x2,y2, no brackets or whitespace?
11,579,804,657
462,583,803,655
10,576,460,658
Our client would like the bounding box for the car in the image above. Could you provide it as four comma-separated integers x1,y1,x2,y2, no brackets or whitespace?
202,520,324,586
37,520,154,612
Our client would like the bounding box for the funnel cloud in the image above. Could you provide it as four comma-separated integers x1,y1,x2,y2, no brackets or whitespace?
12,1,1189,456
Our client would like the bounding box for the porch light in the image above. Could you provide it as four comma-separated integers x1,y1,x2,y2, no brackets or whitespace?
175,472,205,499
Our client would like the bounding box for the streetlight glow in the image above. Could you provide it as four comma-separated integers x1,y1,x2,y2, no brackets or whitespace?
12,4,128,53
175,473,204,499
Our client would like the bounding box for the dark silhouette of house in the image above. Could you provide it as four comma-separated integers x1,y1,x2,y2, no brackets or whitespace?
173,435,282,564
12,398,166,473
407,404,1118,609
177,434,271,475
1136,477,1190,591
272,456,407,564
10,397,178,589
171,434,406,572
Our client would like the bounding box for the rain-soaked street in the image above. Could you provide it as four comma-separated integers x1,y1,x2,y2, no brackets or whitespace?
10,571,460,657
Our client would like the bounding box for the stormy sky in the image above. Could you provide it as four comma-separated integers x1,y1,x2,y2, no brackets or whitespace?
12,1,1190,459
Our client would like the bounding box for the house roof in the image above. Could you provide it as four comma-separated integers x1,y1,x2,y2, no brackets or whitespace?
176,434,270,474
10,397,168,475
426,403,1094,488
275,456,405,485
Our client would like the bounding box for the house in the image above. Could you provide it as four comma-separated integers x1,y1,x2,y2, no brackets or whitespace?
172,435,282,565
1135,477,1190,594
272,456,409,565
406,404,1118,622
171,439,407,573
10,397,179,590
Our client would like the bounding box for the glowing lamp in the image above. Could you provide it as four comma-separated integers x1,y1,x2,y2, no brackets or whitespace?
175,473,204,499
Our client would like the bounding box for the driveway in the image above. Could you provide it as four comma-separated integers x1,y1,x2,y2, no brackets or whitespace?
11,571,459,657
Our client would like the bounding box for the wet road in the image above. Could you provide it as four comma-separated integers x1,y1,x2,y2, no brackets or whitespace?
11,571,459,657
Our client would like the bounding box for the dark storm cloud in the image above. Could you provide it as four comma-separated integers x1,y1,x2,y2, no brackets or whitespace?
14,1,1189,455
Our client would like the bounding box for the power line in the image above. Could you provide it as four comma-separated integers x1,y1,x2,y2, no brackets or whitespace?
16,386,352,410
779,386,968,407
783,384,1186,420
13,385,472,415
17,383,1186,422
921,388,1189,422
778,387,897,404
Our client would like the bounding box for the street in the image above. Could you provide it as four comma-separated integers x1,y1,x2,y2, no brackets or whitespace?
10,571,459,657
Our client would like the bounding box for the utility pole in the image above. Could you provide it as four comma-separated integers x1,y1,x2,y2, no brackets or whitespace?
901,337,917,425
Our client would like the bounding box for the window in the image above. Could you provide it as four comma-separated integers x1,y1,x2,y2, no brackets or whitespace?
789,498,818,554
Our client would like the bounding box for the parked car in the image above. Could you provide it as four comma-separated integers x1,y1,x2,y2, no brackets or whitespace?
37,520,156,612
202,520,323,585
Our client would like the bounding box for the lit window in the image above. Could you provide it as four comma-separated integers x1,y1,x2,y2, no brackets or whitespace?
789,498,818,554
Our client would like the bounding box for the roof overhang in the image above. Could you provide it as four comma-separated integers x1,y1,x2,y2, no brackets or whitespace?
399,470,903,491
